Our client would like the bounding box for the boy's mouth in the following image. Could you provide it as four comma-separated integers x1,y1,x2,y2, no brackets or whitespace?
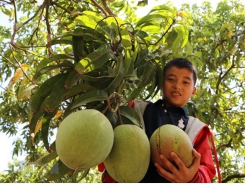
172,92,181,96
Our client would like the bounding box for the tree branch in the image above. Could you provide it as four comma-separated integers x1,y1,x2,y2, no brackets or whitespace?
101,0,115,16
51,1,73,14
153,18,176,46
222,173,245,183
10,0,44,44
45,0,53,57
90,0,107,16
9,45,32,83
216,139,232,152
215,56,235,94
28,4,45,45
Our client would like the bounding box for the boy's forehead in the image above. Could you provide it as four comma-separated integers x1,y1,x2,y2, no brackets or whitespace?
165,66,194,79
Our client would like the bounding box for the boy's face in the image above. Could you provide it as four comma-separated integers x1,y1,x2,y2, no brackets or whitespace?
162,66,196,107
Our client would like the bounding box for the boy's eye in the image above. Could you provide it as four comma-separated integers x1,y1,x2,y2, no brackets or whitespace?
183,81,190,85
167,78,174,82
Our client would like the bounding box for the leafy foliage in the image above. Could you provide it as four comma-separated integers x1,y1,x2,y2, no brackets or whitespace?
0,157,102,183
181,1,245,182
0,0,245,182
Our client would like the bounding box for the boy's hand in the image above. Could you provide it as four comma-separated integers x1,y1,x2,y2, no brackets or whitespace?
154,149,201,183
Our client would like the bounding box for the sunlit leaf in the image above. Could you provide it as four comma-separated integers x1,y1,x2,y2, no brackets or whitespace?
54,110,63,119
33,62,74,81
30,98,49,135
75,44,114,74
34,117,42,138
36,54,73,72
48,39,72,46
30,151,58,165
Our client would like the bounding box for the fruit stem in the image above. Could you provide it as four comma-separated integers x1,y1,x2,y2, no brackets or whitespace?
102,92,121,114
117,108,123,125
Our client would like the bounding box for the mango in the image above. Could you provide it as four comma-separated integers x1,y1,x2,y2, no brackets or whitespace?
56,109,114,170
150,124,193,168
104,124,150,182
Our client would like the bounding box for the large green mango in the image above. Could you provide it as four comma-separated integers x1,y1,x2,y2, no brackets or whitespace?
104,124,150,182
150,124,194,168
56,109,114,170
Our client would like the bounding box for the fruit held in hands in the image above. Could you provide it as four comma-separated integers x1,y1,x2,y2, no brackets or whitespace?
150,124,194,167
104,124,150,182
56,109,114,170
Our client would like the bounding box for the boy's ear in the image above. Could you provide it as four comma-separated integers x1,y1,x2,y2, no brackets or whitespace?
192,87,196,96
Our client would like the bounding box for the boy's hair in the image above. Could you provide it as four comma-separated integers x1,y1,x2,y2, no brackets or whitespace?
163,58,197,85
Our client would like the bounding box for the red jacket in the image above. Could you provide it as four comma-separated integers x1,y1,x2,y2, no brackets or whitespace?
98,100,221,183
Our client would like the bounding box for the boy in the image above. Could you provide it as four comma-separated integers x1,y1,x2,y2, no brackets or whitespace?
99,58,221,182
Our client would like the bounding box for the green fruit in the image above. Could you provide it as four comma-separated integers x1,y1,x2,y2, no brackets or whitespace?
104,124,150,183
56,109,114,170
150,124,193,167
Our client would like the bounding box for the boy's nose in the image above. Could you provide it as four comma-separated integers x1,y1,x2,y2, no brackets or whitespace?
173,83,181,90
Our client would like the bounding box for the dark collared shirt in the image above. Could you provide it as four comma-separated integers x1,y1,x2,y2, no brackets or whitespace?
140,99,189,183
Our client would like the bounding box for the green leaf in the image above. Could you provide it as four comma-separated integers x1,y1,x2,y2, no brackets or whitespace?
119,106,141,127
75,11,105,30
149,4,176,15
138,61,156,88
71,89,108,109
136,12,173,27
135,48,153,68
220,23,235,31
124,49,134,75
46,73,69,112
105,56,125,93
105,111,119,128
65,84,95,99
1,7,12,18
73,28,86,63
33,61,74,81
126,88,143,103
47,159,72,181
144,68,161,99
30,73,69,135
48,39,72,46
121,26,132,49
31,74,63,112
75,44,114,74
30,98,49,135
174,25,189,49
30,151,58,165
37,54,73,72
81,75,114,90
41,109,59,151
166,30,178,47
17,76,36,100
99,21,118,40
64,70,80,89
154,61,164,96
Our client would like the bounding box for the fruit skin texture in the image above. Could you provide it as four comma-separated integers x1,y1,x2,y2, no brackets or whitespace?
56,109,114,170
104,124,150,183
150,124,193,168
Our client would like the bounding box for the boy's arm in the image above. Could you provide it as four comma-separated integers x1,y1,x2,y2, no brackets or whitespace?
190,126,217,183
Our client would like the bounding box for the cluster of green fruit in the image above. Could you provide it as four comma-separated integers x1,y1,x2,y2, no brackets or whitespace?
56,109,193,182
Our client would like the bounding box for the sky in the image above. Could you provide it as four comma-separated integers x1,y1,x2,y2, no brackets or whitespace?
0,0,223,174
